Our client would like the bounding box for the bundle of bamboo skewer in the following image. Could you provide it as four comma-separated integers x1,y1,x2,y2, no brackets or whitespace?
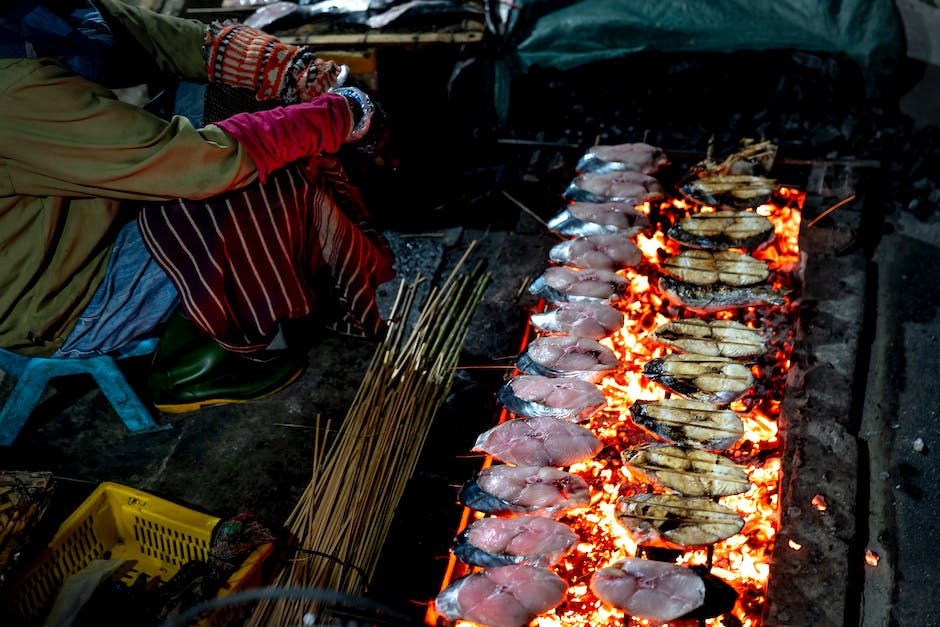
246,245,490,625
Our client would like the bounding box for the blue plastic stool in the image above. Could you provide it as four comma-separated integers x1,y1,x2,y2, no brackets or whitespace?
0,337,171,446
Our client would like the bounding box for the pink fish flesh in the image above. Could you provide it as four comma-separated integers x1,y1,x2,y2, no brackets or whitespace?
434,564,566,627
576,142,670,174
451,515,579,568
530,301,625,340
458,464,592,517
548,202,651,237
564,170,665,203
472,415,604,467
590,557,706,621
529,266,628,304
497,375,607,421
549,233,643,271
516,335,619,382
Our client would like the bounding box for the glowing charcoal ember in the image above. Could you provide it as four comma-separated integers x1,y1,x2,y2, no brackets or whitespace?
659,275,788,313
590,557,706,621
563,170,665,204
451,515,579,568
661,249,769,287
529,266,628,304
434,564,567,627
516,335,619,383
497,375,607,422
642,353,754,405
650,318,767,359
458,464,591,517
576,142,670,175
621,443,751,497
615,493,745,547
666,210,775,251
530,301,625,341
547,201,651,237
548,233,643,271
629,398,744,451
472,415,603,468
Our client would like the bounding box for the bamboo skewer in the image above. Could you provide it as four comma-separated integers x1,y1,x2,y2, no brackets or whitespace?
246,247,490,625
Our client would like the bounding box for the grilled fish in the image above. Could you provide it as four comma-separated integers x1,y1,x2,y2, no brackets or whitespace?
615,493,744,547
642,353,754,405
650,318,767,358
516,335,619,383
576,142,670,175
661,249,769,287
667,210,775,251
547,201,651,237
530,301,625,340
563,170,665,204
659,275,788,313
529,266,628,304
629,398,744,451
679,173,778,210
621,444,751,497
497,375,607,422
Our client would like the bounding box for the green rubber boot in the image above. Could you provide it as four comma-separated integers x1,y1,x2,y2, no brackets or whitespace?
147,312,307,413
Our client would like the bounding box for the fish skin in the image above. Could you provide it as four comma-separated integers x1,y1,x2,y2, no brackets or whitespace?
563,171,665,204
615,493,745,547
659,275,788,313
621,443,751,496
666,210,775,250
678,174,777,210
576,142,670,175
629,398,744,451
547,205,650,237
650,318,767,359
642,353,754,405
530,266,628,304
516,335,619,383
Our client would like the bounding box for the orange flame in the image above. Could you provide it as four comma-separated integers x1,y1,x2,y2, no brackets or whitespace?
865,550,880,567
429,187,806,627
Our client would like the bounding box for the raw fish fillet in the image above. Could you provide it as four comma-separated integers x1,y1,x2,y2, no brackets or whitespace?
530,301,625,340
548,201,651,237
516,335,619,383
549,233,642,271
590,557,705,621
576,142,670,174
434,564,566,627
451,515,578,568
473,415,603,467
497,375,607,422
564,170,665,204
458,464,591,517
529,266,628,304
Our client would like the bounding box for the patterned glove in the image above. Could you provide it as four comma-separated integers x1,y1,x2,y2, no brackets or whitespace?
204,21,348,103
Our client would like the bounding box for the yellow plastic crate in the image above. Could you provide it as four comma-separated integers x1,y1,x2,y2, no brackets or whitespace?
7,482,271,624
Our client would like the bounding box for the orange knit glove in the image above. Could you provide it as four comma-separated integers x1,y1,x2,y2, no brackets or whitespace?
204,21,348,103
